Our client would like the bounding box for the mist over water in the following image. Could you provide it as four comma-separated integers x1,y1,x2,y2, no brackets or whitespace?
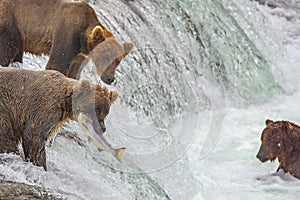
1,0,300,199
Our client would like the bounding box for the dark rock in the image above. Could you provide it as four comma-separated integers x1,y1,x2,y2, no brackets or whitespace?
0,179,62,200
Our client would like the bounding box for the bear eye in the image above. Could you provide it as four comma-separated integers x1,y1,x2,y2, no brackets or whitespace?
100,111,108,118
277,143,281,147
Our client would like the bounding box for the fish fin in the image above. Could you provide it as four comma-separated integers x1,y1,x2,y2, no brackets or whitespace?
115,148,126,161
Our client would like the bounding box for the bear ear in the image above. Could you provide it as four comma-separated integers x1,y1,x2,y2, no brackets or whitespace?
92,26,105,43
265,119,273,126
109,91,118,103
123,42,134,54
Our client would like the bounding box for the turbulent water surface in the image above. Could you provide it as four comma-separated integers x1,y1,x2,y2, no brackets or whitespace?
1,0,300,199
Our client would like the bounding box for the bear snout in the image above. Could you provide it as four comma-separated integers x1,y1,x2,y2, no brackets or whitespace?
104,76,115,85
256,150,269,163
99,121,106,133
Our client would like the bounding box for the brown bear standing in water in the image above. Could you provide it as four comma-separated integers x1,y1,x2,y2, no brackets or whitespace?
0,67,118,170
0,0,134,84
257,119,300,179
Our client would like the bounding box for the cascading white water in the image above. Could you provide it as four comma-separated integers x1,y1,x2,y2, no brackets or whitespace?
1,0,299,199
98,0,281,104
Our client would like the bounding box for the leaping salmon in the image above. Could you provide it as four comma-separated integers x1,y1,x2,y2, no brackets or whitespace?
78,113,125,161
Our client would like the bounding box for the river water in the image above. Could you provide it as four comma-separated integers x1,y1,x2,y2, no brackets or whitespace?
0,0,300,199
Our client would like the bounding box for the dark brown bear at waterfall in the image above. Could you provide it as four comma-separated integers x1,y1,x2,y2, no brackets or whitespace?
0,67,118,170
256,119,300,179
0,0,134,84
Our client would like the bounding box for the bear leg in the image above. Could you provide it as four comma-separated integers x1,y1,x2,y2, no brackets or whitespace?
0,118,19,153
22,133,47,170
46,28,81,76
67,53,89,79
0,136,19,154
0,25,23,66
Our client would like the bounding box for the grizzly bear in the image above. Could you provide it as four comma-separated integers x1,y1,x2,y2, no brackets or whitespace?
256,119,300,179
0,0,134,84
0,67,118,170
67,37,134,81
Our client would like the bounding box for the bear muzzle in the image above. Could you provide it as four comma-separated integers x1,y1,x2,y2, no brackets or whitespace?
103,76,115,85
256,149,269,163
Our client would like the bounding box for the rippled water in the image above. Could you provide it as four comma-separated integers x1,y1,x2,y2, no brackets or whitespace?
1,0,300,199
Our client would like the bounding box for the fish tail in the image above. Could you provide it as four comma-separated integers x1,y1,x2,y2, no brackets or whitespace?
115,148,126,161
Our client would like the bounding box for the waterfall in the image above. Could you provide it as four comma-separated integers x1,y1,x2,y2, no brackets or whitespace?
94,0,281,109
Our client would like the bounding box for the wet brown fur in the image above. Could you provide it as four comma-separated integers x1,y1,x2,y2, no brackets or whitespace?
256,119,300,179
0,67,118,170
0,0,134,84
